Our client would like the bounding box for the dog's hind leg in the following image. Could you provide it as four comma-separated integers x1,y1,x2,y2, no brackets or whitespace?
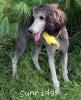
12,37,29,76
12,24,29,76
32,42,43,73
46,45,60,94
61,51,69,81
12,53,18,76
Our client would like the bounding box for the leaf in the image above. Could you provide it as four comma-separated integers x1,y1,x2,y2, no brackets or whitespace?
0,17,10,37
13,2,31,19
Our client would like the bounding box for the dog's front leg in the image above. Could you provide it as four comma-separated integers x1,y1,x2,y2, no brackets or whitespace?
61,51,69,81
32,42,43,73
46,45,60,94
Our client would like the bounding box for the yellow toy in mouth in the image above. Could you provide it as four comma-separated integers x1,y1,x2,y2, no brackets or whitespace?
43,32,60,49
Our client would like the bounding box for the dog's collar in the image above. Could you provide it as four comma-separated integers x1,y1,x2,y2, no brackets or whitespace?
43,31,61,49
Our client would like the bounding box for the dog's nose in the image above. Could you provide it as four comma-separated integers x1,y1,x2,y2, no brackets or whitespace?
28,29,33,34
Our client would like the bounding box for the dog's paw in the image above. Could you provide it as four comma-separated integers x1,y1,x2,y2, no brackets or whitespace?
55,86,60,94
38,69,44,74
63,75,69,82
65,78,71,84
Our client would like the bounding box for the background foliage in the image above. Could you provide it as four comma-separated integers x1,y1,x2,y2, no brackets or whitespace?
0,0,81,38
0,0,81,100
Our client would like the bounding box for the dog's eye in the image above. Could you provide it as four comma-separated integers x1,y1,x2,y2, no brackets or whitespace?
39,16,44,20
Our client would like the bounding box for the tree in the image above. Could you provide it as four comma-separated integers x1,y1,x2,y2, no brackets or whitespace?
0,0,81,39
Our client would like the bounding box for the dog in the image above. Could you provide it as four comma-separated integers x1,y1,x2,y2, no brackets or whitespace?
12,4,69,94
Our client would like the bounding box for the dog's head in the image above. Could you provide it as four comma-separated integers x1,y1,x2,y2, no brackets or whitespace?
28,4,67,41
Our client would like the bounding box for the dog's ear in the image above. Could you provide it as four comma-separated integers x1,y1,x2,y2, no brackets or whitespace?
45,9,67,36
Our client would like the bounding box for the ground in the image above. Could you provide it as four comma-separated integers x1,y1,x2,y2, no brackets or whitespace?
0,38,81,100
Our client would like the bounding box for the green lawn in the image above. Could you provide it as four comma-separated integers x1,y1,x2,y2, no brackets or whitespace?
0,38,81,100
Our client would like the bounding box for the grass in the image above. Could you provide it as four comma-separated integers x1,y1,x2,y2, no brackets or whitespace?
0,36,81,100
